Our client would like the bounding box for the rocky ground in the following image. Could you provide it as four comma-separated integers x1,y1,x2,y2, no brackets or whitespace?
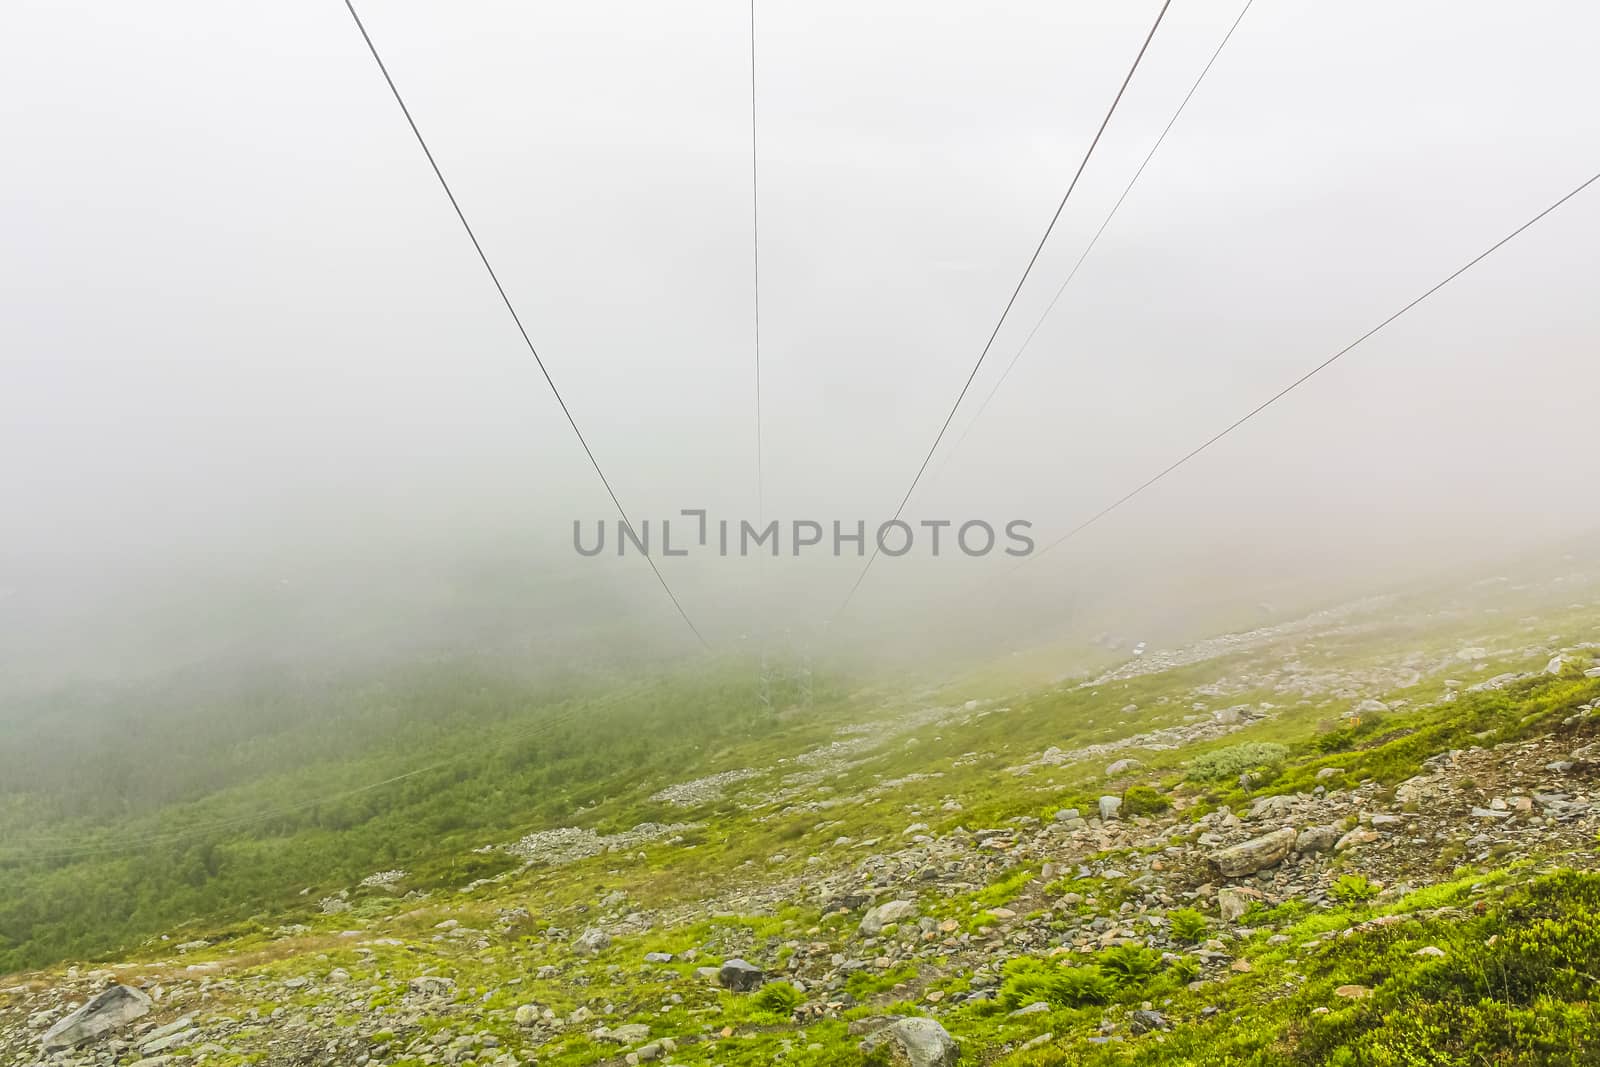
5,583,1600,1067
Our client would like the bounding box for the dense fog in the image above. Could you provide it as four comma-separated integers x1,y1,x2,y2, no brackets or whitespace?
4,0,1599,695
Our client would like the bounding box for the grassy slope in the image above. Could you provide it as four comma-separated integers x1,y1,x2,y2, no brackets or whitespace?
2,566,1599,1064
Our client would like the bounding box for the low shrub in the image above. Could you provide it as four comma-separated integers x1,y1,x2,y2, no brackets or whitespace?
1167,908,1208,943
1185,742,1289,784
1121,784,1171,816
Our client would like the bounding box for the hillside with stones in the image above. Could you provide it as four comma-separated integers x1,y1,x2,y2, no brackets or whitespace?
5,569,1600,1066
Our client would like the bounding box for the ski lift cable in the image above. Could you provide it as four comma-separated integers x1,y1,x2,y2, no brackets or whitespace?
834,0,1176,618
340,0,709,650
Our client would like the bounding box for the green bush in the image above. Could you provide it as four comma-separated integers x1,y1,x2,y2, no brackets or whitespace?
1001,967,1115,1010
1098,945,1162,986
1167,908,1208,943
1121,784,1171,816
752,980,803,1016
998,957,1118,1010
1051,966,1116,1006
1166,956,1200,985
1185,742,1289,784
996,946,1173,1012
1330,873,1379,903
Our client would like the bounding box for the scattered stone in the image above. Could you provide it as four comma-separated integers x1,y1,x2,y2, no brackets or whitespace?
1129,1009,1169,1034
406,976,456,998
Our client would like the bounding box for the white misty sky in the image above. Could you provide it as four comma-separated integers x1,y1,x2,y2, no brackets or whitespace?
2,0,1598,657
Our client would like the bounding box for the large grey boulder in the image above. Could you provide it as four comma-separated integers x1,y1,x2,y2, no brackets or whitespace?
406,975,456,998
1217,887,1254,922
572,927,612,956
41,984,152,1051
717,958,764,992
1097,795,1122,821
859,899,918,936
1209,827,1297,878
1247,795,1295,821
859,1016,959,1067
599,1023,651,1044
1295,825,1341,854
1394,774,1445,805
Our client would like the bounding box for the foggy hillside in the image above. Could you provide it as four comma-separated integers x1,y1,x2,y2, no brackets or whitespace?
4,1,1600,1064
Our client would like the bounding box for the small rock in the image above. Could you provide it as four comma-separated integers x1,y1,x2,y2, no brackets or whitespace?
859,900,918,936
604,1023,651,1044
1335,828,1381,851
1129,1008,1169,1034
